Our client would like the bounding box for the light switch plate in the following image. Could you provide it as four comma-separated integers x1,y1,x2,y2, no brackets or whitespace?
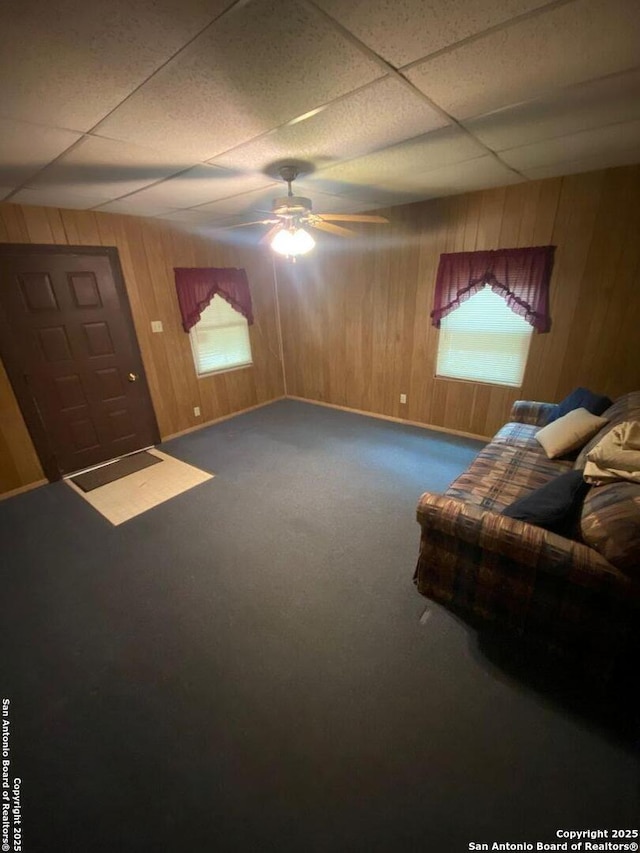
151,320,163,333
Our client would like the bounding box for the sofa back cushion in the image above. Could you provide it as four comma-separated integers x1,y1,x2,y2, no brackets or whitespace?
580,481,640,576
445,442,572,512
574,391,640,470
545,387,612,424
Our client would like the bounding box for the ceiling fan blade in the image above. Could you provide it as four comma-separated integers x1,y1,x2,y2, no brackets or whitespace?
260,223,284,244
221,219,279,229
310,220,357,238
316,213,389,223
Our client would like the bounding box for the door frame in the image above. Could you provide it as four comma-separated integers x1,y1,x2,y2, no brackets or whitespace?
0,243,160,481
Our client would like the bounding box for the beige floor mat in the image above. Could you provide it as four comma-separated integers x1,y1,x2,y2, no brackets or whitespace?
65,449,213,526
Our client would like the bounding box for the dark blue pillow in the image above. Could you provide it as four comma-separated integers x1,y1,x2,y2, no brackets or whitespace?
546,387,612,424
502,470,589,535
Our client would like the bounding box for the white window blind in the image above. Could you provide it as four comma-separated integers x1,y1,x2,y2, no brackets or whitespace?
435,285,533,388
189,295,253,376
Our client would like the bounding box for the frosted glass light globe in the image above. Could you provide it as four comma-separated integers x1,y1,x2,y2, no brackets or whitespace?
270,227,315,257
290,228,315,255
270,228,295,256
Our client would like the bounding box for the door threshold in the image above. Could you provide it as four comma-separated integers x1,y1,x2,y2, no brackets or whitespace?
63,446,156,480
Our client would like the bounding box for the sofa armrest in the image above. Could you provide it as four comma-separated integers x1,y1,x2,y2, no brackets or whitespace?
415,492,640,680
416,492,617,581
509,400,557,426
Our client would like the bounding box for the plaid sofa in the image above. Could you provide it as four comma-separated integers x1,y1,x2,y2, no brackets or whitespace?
414,394,640,679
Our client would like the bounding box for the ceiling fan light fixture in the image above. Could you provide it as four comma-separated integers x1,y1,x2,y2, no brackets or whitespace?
225,163,389,247
270,228,295,256
291,227,315,255
270,226,315,257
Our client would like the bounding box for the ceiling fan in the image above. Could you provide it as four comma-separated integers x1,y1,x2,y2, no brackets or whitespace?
226,165,389,258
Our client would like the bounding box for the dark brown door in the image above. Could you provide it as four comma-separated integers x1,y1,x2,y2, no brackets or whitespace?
0,245,159,478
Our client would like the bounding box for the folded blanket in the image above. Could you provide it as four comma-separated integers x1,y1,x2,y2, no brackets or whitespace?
583,420,640,484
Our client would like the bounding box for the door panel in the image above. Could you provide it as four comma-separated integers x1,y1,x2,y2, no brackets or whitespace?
0,246,159,478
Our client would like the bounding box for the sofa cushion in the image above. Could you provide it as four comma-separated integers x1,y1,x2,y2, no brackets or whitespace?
546,386,612,424
446,441,573,512
502,470,589,535
535,408,608,459
575,391,640,470
491,421,544,452
580,481,640,576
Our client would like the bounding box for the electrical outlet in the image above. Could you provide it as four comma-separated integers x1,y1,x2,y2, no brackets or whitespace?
151,320,163,333
400,393,407,404
193,406,201,417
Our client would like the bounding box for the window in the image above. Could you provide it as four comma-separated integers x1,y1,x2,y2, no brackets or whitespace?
435,285,533,387
189,295,253,376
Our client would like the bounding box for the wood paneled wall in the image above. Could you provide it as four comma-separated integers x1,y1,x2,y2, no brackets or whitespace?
0,203,284,495
277,164,640,439
2,164,640,495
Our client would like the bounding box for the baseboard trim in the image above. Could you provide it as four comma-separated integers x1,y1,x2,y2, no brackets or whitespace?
285,395,490,443
0,478,49,502
162,396,286,442
0,395,483,500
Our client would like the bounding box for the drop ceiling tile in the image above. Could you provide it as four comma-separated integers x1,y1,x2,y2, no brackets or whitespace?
27,136,197,202
465,69,640,151
298,127,487,197
161,209,244,225
94,198,180,217
522,147,640,180
499,119,640,171
296,180,420,207
406,0,640,119
375,155,522,197
189,186,282,219
117,165,276,209
96,0,384,161
313,0,554,67
0,118,82,188
9,187,106,209
210,77,449,173
0,0,233,131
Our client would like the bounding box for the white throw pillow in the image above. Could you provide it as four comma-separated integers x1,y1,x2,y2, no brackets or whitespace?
535,408,609,459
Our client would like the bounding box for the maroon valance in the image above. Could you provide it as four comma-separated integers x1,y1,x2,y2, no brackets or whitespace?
431,245,555,332
174,267,253,332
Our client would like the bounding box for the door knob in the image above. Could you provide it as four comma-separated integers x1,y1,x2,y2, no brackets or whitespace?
127,372,138,382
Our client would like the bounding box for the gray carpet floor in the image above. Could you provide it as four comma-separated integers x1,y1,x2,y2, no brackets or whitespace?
0,399,637,852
